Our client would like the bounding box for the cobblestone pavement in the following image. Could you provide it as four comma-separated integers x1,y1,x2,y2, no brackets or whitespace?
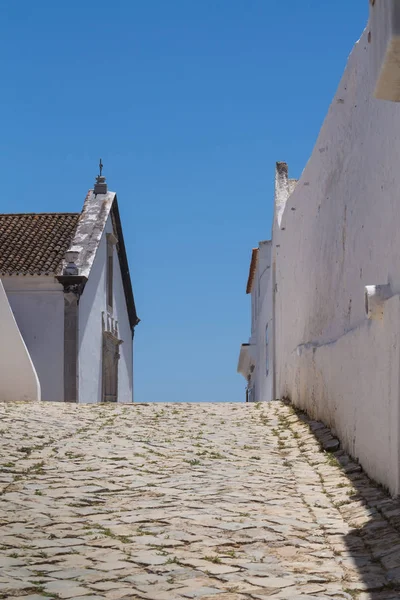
2,402,400,600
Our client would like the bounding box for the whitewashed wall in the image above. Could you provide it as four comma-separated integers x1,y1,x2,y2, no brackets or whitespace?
2,276,64,401
0,279,41,402
78,215,133,404
254,242,273,403
273,24,400,494
112,228,134,403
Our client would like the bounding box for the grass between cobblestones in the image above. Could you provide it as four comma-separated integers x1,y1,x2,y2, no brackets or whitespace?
0,401,400,599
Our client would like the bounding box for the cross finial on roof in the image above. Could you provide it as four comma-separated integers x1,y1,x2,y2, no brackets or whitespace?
94,159,107,195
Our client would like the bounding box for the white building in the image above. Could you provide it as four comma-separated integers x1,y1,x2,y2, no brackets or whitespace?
238,163,297,404
239,1,400,495
237,241,273,403
0,171,139,403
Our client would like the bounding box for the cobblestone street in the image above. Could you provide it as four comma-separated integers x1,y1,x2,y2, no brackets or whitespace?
1,402,400,600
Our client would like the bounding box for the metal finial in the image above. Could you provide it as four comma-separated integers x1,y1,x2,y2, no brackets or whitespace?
99,158,103,177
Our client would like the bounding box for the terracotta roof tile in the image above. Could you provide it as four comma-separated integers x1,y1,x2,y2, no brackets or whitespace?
0,213,80,276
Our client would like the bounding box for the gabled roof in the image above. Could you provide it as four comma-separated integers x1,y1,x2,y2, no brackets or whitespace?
66,189,115,279
246,248,259,294
0,182,139,334
63,188,139,333
0,213,80,276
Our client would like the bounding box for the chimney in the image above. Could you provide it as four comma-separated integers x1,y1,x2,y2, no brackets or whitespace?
63,250,80,276
274,162,289,228
94,158,108,194
94,175,107,195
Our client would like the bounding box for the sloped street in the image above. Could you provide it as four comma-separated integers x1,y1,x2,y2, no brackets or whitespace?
1,401,400,600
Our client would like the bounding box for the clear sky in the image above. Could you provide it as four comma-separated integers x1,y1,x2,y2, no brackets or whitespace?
0,1,368,403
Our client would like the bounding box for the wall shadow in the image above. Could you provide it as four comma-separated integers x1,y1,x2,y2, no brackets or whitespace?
288,401,400,599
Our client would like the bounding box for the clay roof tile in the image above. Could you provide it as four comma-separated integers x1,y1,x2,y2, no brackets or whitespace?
0,213,80,276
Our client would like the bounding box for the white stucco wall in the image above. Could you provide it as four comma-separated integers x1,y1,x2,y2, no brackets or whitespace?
242,242,273,403
273,23,400,494
112,218,134,403
0,279,41,402
78,215,133,404
2,276,64,402
254,242,273,403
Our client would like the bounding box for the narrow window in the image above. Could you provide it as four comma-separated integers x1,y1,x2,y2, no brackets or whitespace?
106,234,115,311
265,324,269,376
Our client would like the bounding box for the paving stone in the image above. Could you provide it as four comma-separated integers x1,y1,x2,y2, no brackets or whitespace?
245,576,297,589
48,568,106,580
44,581,93,598
91,582,133,591
180,588,223,598
95,560,135,571
74,597,106,600
102,591,136,600
0,581,36,593
9,596,59,600
129,551,169,566
0,557,26,567
1,401,400,599
322,439,340,453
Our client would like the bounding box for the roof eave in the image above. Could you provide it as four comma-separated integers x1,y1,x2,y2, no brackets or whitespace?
246,248,259,294
111,198,139,335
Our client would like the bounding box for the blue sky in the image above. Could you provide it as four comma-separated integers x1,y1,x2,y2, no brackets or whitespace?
0,1,368,403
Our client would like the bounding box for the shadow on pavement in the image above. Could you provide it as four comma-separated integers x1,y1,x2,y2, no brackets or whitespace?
289,401,400,600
